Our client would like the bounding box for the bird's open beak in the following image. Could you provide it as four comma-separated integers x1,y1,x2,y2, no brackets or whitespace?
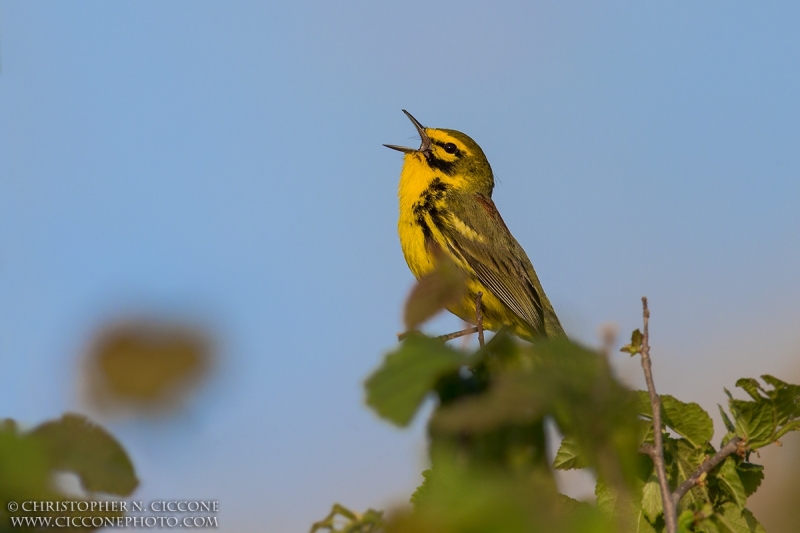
383,110,432,154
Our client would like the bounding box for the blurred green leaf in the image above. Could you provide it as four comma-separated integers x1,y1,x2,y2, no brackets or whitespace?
1,415,133,531
309,503,384,533
389,457,614,533
410,469,433,508
553,436,588,471
30,413,138,496
432,338,641,488
0,421,50,504
430,370,546,433
365,336,466,427
677,510,695,533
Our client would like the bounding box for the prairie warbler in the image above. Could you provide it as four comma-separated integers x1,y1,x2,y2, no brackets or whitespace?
385,110,564,341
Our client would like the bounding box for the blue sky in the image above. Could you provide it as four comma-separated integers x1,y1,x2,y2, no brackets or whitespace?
2,2,799,531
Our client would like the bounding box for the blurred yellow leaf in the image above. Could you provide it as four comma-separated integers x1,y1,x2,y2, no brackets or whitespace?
85,321,212,413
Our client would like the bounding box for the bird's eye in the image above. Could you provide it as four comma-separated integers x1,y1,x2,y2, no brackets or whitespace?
443,143,458,154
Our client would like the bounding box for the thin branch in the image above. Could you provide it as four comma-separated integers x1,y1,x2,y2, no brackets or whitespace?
475,292,485,348
671,436,744,507
397,327,479,342
639,443,657,461
639,297,677,533
437,327,479,342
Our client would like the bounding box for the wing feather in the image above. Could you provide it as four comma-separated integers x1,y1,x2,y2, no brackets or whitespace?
439,194,546,334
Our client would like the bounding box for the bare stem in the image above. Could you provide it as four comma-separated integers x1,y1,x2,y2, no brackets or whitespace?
639,443,657,461
398,327,480,343
639,297,677,533
475,292,485,348
437,327,479,342
671,436,743,507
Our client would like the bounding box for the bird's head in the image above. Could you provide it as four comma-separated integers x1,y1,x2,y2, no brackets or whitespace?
385,110,494,195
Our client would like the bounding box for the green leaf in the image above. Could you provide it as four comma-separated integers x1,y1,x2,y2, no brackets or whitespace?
553,436,588,470
773,419,800,441
595,480,659,533
729,399,773,447
410,469,433,508
725,375,800,449
665,437,707,509
734,379,763,401
637,392,714,448
705,504,766,533
717,457,746,509
678,510,695,533
640,474,663,522
309,504,384,533
718,405,736,433
29,413,138,496
432,339,641,488
637,419,655,446
365,336,465,426
595,479,619,517
394,458,615,533
430,371,546,433
620,329,643,356
736,463,764,497
662,395,714,448
0,421,51,501
760,374,800,425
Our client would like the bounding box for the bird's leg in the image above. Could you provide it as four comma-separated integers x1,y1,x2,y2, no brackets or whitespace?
398,292,485,344
475,292,485,348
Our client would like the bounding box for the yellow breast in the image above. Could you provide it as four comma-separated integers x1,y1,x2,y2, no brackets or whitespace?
397,153,445,278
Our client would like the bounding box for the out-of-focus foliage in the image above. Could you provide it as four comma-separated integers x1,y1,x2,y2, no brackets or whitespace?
84,321,213,414
309,503,384,533
361,332,644,533
315,287,800,532
1,318,217,531
0,414,137,532
402,252,466,331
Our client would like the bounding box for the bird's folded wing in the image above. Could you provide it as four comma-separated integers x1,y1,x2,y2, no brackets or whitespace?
441,195,545,334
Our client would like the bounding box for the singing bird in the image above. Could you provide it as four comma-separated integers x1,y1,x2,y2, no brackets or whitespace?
385,110,564,341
